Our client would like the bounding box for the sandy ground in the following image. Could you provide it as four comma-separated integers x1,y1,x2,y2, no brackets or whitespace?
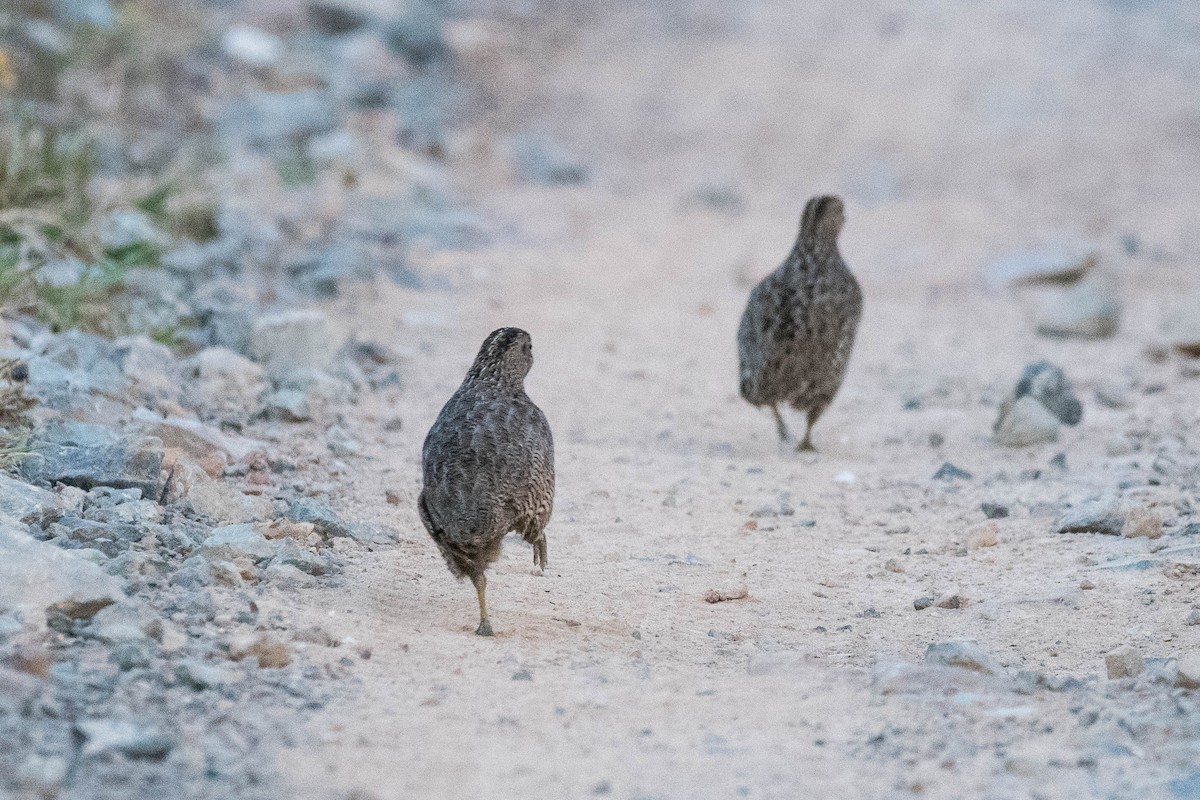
266,1,1200,797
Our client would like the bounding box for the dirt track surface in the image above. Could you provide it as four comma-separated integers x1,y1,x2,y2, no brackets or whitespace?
270,2,1200,797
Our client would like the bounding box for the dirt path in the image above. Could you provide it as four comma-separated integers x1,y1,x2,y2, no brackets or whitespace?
271,2,1200,797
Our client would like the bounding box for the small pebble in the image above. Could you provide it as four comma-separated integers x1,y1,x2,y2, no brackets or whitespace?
1104,644,1144,679
1080,580,1095,590
913,596,935,611
981,503,1009,519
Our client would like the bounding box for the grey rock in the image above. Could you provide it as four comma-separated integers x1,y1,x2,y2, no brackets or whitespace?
981,503,1009,519
307,0,370,35
38,257,87,287
99,210,167,252
0,473,58,521
23,330,125,409
262,562,317,588
269,540,332,576
1012,361,1082,425
1164,297,1200,358
1143,657,1179,687
508,133,590,186
0,518,124,628
1095,382,1132,410
983,242,1096,288
682,183,744,213
109,641,153,671
1186,609,1200,626
86,601,161,644
924,641,1002,675
1104,644,1144,679
1036,275,1121,339
326,425,361,457
206,559,245,587
221,90,338,148
77,719,173,758
1055,498,1125,536
1177,653,1200,689
382,0,447,66
174,659,231,690
19,422,164,496
260,388,312,422
221,24,283,69
250,309,340,380
932,462,972,481
202,524,278,562
115,335,181,401
994,396,1061,447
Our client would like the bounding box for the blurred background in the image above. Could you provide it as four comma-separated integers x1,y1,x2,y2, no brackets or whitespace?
1,0,1199,343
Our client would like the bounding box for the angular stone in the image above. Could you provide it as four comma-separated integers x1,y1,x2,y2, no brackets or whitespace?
1055,498,1125,536
994,396,1060,447
228,632,290,668
0,518,124,629
1105,644,1144,679
924,641,1002,675
19,422,164,496
1011,361,1082,425
0,473,58,521
1035,275,1121,340
76,719,173,758
1177,653,1200,689
202,524,278,562
983,242,1096,288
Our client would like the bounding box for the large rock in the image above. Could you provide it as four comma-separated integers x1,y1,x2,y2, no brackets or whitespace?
983,242,1096,288
19,422,164,497
250,310,340,380
22,330,125,409
1105,645,1144,679
0,517,124,628
1035,275,1121,340
1055,497,1125,536
1177,653,1200,689
0,473,58,521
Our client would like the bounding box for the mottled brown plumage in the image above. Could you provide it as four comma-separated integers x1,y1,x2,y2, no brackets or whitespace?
418,328,555,636
737,195,863,450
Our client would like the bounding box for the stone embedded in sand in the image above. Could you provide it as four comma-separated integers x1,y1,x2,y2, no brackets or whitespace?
924,641,1001,675
1035,275,1121,340
1122,507,1163,540
935,592,968,610
932,462,972,481
913,596,935,611
1104,644,1144,679
1055,498,1125,536
994,396,1061,447
1186,610,1200,627
983,242,1096,288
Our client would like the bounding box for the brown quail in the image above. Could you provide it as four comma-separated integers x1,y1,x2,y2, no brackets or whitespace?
418,328,555,636
737,195,863,451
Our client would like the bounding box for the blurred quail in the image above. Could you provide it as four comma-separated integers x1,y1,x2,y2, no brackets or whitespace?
737,195,863,451
418,328,555,636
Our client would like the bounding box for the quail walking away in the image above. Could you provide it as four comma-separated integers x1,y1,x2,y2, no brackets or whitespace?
737,195,863,451
418,328,555,636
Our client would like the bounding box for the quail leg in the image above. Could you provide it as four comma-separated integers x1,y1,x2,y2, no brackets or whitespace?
798,405,825,452
535,537,548,574
471,573,493,636
771,405,791,443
